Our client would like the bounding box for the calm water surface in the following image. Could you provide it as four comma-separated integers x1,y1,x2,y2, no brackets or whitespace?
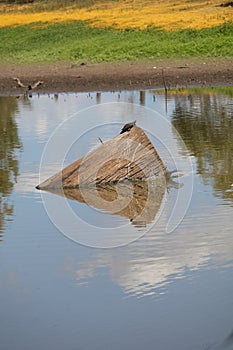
1,88,233,350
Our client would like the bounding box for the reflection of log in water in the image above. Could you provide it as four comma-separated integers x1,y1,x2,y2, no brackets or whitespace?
47,179,166,227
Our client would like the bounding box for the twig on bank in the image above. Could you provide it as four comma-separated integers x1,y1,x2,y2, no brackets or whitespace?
13,77,44,91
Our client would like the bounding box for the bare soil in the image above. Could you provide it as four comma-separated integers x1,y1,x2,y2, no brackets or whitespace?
0,58,232,95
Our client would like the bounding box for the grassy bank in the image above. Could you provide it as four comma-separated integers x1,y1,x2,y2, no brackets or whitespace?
0,0,232,64
0,21,232,64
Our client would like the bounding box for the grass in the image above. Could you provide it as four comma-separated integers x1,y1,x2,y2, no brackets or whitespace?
0,21,232,64
0,0,232,64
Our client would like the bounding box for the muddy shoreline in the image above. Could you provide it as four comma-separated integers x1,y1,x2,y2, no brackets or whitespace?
0,58,232,95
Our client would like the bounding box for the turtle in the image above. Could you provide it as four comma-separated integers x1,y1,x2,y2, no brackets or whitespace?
120,120,136,134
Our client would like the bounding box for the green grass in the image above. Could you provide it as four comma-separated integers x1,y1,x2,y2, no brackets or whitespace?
0,21,232,64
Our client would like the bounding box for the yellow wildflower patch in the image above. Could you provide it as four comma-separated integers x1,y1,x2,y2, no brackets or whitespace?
0,0,232,30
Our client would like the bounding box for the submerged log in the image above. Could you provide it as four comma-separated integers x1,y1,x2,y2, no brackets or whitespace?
36,125,167,190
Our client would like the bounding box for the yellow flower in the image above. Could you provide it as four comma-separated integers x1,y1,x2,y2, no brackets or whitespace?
0,0,232,30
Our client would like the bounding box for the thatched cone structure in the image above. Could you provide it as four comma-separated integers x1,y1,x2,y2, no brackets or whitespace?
36,125,167,190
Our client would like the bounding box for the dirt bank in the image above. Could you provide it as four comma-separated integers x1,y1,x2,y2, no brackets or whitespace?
0,58,232,95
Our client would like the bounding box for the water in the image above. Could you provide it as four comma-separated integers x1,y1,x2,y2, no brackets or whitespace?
1,88,233,350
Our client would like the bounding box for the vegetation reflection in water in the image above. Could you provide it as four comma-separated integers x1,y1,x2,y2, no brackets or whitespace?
0,97,22,239
171,87,233,201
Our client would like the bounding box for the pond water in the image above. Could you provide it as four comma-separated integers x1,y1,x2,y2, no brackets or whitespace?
1,88,233,350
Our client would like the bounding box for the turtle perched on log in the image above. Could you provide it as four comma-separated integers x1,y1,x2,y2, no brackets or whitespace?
36,125,167,190
120,121,136,134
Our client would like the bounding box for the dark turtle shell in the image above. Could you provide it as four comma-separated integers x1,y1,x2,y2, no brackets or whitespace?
120,121,136,134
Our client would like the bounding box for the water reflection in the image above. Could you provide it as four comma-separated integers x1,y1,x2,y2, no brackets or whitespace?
96,92,101,104
0,97,21,239
218,328,233,349
62,197,233,298
46,180,166,227
139,90,146,105
53,88,233,298
1,89,233,350
171,90,233,201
